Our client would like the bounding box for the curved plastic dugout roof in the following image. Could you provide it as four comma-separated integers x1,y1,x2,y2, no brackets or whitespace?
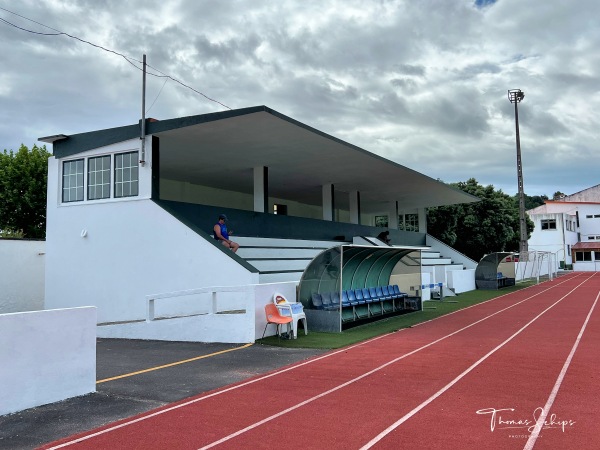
475,252,515,289
298,245,423,305
42,106,479,213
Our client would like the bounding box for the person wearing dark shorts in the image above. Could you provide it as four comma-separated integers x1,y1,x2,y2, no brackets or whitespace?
213,214,240,252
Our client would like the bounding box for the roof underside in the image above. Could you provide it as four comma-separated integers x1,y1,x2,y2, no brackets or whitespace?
50,106,479,212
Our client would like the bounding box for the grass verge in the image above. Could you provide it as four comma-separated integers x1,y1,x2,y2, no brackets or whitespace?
258,282,535,349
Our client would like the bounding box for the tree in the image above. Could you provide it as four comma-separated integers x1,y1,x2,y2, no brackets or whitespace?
517,193,548,210
427,178,534,262
553,191,566,200
0,144,51,238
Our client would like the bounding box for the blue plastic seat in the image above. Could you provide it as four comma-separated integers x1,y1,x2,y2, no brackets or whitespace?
311,292,324,309
353,289,369,318
330,292,341,310
321,291,336,310
387,285,399,300
354,289,366,304
361,288,373,303
381,285,393,300
392,285,406,298
346,289,359,306
342,290,350,306
376,286,386,300
369,287,380,301
341,290,356,322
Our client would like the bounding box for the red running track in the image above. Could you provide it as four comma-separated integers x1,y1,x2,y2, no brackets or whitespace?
42,273,600,450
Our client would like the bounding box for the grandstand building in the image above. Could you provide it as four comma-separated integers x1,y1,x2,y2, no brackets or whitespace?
527,184,600,271
39,106,478,341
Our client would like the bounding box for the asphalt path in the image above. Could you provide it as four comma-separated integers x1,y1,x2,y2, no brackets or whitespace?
0,338,325,450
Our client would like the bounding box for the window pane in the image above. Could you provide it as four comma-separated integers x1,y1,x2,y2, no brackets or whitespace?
88,155,110,200
114,151,139,198
62,159,84,202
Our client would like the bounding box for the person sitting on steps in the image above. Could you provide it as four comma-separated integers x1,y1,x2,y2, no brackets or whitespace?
213,214,240,253
377,230,391,245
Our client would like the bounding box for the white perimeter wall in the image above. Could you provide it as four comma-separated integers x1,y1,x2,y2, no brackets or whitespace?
447,269,476,293
0,307,96,416
97,281,297,343
0,239,45,313
46,153,258,324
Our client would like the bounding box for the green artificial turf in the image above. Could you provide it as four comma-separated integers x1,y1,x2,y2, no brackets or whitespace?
258,281,536,349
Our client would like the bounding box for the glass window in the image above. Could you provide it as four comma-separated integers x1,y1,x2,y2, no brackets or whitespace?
375,216,388,227
114,151,139,198
88,155,111,200
399,214,419,232
541,219,557,230
595,252,600,261
62,159,84,202
576,251,592,262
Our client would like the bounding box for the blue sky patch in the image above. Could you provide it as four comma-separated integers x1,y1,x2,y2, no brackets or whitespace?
475,0,497,7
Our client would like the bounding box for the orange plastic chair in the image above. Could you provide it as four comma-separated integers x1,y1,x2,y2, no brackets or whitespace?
273,293,307,339
262,303,293,338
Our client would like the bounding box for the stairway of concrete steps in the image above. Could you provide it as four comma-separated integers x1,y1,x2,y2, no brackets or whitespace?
234,236,345,283
419,250,468,291
234,236,466,285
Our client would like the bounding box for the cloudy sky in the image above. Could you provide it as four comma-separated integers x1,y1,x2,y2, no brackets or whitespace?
1,0,598,197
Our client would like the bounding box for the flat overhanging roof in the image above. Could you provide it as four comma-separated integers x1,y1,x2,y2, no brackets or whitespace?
45,105,478,212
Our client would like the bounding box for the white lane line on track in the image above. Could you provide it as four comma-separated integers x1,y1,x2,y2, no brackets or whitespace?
196,277,582,449
47,275,578,449
523,286,600,450
360,273,596,450
411,271,585,330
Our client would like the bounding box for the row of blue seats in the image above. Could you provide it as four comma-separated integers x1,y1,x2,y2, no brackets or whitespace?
343,285,407,307
311,285,413,321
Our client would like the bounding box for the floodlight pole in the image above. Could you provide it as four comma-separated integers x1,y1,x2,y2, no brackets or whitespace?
508,89,528,254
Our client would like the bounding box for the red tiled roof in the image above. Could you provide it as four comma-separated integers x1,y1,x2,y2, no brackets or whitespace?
572,242,600,250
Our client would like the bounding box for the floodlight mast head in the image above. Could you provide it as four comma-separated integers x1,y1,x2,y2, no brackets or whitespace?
508,89,525,103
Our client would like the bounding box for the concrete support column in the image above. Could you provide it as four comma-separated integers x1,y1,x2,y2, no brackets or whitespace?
322,183,334,221
418,207,427,234
253,166,268,213
388,201,399,229
349,190,361,224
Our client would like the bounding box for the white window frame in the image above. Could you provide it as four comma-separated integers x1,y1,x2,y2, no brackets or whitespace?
60,150,139,205
62,159,85,203
114,151,139,198
87,155,111,201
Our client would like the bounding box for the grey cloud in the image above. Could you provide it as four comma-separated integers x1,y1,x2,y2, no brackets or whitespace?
1,0,599,197
394,64,426,77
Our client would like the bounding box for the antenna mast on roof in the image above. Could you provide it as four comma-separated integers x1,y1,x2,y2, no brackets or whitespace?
140,54,146,165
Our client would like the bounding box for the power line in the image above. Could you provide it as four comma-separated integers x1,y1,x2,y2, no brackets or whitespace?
146,78,168,115
0,6,232,110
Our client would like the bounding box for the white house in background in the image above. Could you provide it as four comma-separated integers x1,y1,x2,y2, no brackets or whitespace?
39,106,478,340
527,184,600,271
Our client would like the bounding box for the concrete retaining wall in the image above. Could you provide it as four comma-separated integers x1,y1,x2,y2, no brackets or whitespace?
0,307,96,416
0,239,45,314
97,282,298,343
447,269,476,293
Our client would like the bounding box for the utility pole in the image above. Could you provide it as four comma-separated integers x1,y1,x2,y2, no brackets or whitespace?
508,89,528,254
140,54,146,165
